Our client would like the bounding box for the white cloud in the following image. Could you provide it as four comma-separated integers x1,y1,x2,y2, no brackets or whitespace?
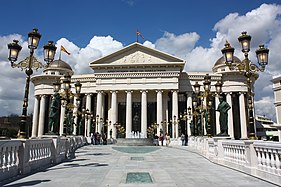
210,3,281,121
0,35,123,116
255,96,276,120
55,36,123,74
155,32,200,58
0,3,281,123
143,41,155,49
150,3,281,121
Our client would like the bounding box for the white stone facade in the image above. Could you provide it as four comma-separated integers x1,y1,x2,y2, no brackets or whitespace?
31,42,251,139
272,76,281,124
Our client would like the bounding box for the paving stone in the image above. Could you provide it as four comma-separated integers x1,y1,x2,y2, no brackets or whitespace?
1,145,278,187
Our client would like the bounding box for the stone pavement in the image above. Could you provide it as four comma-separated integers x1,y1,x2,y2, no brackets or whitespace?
1,145,278,187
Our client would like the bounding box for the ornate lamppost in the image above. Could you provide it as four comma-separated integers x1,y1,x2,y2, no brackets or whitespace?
179,107,192,136
7,28,57,138
193,74,222,137
81,108,94,137
221,32,269,139
55,74,82,136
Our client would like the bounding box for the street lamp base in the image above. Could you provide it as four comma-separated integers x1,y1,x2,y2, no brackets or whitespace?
17,132,27,139
249,133,257,140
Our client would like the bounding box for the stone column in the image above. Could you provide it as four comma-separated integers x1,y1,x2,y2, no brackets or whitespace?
203,97,207,135
141,90,147,138
215,95,220,135
96,91,102,133
111,91,118,138
38,95,47,137
156,90,163,135
163,93,168,134
239,92,248,139
59,102,66,136
186,92,193,136
86,94,92,137
31,96,40,138
126,91,132,138
172,90,178,138
226,93,234,138
72,96,78,135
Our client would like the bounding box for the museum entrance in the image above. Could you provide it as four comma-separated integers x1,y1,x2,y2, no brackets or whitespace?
132,102,141,132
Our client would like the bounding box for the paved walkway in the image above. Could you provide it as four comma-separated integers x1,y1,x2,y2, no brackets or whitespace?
1,145,278,187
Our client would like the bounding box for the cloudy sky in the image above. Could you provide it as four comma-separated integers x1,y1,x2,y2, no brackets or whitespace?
0,0,280,121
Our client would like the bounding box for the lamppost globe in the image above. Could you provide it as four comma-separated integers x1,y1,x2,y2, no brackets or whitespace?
8,40,22,63
62,75,71,91
215,81,223,95
203,74,211,92
238,31,251,53
43,41,57,63
193,81,201,95
75,81,82,95
28,28,41,49
256,45,269,69
221,41,235,66
53,81,61,93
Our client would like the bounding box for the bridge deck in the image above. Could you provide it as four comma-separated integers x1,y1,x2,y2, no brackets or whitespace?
2,145,277,187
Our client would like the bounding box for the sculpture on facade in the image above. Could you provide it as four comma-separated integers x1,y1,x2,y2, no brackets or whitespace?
216,96,231,136
48,93,60,134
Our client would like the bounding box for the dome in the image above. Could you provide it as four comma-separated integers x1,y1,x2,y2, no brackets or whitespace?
212,56,241,73
214,56,241,67
46,59,72,70
43,59,73,75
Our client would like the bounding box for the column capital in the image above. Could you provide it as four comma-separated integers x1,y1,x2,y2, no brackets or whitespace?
226,92,232,95
85,93,93,96
171,90,179,93
125,90,133,93
239,92,246,95
140,90,148,93
156,90,163,93
110,90,118,94
96,90,104,94
40,94,47,98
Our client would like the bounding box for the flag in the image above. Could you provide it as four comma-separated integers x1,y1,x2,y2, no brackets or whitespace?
136,31,144,39
61,45,70,55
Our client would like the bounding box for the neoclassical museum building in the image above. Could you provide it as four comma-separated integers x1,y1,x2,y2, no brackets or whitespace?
31,42,251,140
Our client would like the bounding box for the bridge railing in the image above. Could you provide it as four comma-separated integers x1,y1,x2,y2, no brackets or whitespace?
189,137,281,186
0,136,86,182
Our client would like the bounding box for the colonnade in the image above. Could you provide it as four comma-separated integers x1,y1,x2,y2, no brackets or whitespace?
31,91,249,140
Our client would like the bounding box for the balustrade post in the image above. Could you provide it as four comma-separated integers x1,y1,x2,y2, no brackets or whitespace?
18,140,31,175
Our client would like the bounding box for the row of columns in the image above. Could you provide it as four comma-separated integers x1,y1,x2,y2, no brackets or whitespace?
93,90,180,139
31,91,248,140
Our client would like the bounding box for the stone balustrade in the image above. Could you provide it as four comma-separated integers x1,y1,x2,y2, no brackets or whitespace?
0,136,86,182
189,136,281,186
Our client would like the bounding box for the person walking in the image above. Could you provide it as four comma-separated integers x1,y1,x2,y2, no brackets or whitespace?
185,134,188,146
181,133,185,146
165,133,170,146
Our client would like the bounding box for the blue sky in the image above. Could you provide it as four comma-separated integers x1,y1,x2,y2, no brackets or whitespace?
0,0,278,47
0,0,281,120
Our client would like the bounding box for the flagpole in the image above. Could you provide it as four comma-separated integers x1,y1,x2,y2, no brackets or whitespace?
136,29,139,43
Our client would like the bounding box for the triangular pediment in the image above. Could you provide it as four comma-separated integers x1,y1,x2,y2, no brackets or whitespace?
90,42,185,68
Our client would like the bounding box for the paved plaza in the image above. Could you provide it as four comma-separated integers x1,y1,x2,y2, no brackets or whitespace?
1,145,277,187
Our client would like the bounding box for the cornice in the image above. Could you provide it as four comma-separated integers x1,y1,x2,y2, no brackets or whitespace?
95,72,180,78
186,73,221,81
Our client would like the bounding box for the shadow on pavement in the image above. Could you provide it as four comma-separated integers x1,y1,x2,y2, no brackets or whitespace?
3,179,51,187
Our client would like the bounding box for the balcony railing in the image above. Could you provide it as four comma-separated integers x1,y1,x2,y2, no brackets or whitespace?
0,136,86,182
189,137,281,186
